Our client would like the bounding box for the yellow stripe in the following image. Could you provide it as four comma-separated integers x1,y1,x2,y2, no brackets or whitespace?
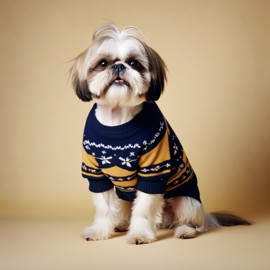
182,150,188,164
82,172,105,178
102,166,136,177
166,171,194,191
82,148,99,168
139,130,170,167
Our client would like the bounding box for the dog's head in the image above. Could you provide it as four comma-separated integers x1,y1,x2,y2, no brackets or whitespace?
70,23,167,107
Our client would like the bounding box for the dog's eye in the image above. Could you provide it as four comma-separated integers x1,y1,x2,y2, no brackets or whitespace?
129,60,141,70
98,60,108,68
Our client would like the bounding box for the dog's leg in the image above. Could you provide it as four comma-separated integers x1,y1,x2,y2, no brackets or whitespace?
114,198,132,233
126,191,164,244
160,199,175,229
173,196,205,239
82,189,131,241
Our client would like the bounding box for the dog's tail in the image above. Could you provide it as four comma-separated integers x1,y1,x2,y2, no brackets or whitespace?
203,212,252,231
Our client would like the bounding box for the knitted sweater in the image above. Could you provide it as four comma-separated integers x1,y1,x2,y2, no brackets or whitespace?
81,102,201,202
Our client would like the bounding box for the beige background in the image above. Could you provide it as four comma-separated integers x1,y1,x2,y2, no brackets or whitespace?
1,1,270,270
0,0,269,219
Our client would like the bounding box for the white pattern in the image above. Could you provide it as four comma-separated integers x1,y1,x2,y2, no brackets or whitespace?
83,141,141,151
173,143,178,155
96,156,112,165
119,157,137,168
140,163,171,173
142,121,165,151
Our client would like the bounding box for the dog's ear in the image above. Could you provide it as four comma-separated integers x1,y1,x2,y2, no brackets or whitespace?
143,44,167,101
69,52,92,102
71,71,92,102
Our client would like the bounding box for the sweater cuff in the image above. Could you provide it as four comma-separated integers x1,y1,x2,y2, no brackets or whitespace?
137,179,166,194
85,177,114,193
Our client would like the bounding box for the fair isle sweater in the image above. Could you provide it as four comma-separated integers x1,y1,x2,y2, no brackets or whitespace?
81,102,201,202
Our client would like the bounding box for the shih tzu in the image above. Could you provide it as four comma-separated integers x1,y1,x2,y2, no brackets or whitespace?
70,23,250,244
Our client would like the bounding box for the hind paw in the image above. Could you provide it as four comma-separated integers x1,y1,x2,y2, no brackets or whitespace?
174,224,198,239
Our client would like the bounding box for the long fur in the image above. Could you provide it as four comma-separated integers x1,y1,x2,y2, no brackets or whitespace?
71,23,251,244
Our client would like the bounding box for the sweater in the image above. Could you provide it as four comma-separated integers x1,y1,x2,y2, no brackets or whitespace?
81,102,201,202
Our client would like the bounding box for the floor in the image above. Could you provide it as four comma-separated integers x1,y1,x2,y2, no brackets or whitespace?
0,216,269,270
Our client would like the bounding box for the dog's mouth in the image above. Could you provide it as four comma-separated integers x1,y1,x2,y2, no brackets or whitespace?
110,76,129,86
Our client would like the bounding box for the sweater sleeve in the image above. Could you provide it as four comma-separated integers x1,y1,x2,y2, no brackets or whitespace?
137,126,171,194
81,148,114,193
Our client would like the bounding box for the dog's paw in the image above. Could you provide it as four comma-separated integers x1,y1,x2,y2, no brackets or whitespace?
82,225,112,241
126,217,156,244
174,224,197,239
126,232,156,245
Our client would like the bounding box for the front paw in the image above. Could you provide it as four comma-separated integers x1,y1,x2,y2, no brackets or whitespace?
126,233,156,245
126,217,156,245
82,224,113,241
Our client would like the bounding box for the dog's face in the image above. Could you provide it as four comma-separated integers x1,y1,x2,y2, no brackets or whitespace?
71,23,167,107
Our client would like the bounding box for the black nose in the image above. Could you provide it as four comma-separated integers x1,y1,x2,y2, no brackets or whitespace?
113,63,126,75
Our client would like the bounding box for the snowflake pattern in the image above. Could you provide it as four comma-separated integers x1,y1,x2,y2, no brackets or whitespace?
119,157,137,168
96,156,112,165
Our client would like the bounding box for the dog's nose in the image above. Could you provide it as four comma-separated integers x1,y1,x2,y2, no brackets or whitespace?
113,63,126,74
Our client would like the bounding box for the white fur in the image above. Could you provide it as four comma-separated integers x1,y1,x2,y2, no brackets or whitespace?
166,196,207,238
95,104,143,126
82,189,131,240
126,191,164,244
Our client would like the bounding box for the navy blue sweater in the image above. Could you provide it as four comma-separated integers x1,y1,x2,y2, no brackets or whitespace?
81,102,201,202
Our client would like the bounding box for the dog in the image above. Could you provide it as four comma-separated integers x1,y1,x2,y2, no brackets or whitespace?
70,23,251,244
